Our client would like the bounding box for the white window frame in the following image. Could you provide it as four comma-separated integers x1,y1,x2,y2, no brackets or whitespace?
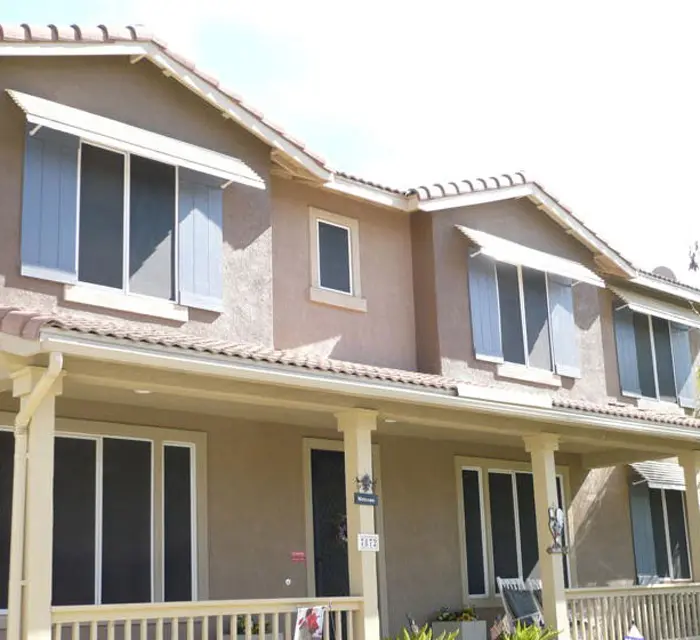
0,415,209,607
66,140,188,322
650,487,691,581
622,312,678,402
455,456,573,605
308,207,367,313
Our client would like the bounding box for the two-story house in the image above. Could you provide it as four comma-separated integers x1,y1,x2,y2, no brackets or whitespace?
1,23,700,640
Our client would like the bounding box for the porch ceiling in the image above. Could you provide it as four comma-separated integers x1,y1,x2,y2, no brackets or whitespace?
0,354,693,463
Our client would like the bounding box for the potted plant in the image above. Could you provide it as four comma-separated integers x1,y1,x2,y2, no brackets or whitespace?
432,607,486,640
236,616,283,640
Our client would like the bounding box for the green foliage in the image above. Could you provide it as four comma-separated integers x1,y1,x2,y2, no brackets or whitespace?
385,624,459,640
500,622,559,640
435,606,478,622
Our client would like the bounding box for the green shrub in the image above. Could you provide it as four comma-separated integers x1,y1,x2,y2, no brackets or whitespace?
386,624,459,640
434,607,478,622
500,622,559,640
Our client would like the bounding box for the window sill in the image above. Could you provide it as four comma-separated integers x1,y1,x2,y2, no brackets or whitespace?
496,362,562,388
64,285,189,322
309,286,367,313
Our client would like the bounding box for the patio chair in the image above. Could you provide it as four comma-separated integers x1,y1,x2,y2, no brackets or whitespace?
496,577,545,630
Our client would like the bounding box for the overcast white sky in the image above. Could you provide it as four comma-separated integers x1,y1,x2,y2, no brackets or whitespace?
7,0,700,284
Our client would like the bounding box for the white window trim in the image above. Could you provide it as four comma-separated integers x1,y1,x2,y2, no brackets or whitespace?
0,414,209,604
72,141,185,319
454,456,573,607
475,262,570,379
653,488,692,581
308,208,367,313
621,312,679,405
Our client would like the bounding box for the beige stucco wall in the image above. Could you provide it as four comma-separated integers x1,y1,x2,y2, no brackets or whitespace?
0,56,274,345
271,179,416,370
413,198,625,402
0,394,640,633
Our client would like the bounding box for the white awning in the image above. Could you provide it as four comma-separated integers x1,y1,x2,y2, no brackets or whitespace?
631,460,685,491
610,286,700,330
7,89,265,190
455,225,604,287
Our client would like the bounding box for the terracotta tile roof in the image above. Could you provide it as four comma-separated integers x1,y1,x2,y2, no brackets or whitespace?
406,172,529,201
334,171,405,195
0,24,331,171
2,305,700,429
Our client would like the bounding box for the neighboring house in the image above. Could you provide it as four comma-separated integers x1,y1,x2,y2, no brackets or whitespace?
1,23,700,640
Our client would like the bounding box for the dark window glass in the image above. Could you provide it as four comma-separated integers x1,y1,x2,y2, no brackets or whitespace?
489,473,519,584
556,477,570,588
462,470,485,595
318,221,351,294
164,446,193,601
522,268,552,370
102,439,151,603
78,145,124,289
53,437,96,605
652,317,676,401
649,488,670,578
515,473,538,580
0,431,14,610
129,157,175,300
634,313,657,398
497,263,526,365
665,490,690,579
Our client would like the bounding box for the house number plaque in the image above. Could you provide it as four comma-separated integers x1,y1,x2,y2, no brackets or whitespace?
357,533,380,552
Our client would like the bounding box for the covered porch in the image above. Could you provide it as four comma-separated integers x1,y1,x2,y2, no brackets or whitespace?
3,327,700,640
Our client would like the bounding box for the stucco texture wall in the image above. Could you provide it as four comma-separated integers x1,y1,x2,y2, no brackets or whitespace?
413,198,620,402
271,179,416,370
0,56,274,345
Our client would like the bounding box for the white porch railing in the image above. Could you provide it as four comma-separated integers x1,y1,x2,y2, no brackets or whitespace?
51,597,363,640
566,583,700,640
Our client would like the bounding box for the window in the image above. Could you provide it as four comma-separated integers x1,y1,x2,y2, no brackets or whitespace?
309,208,366,312
78,144,176,300
469,254,579,378
614,306,694,406
458,462,569,598
630,483,690,582
51,434,198,605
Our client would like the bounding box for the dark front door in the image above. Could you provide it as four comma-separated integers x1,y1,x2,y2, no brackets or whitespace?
310,449,349,597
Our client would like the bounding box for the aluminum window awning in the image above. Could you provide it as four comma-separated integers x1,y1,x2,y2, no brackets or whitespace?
7,89,265,190
610,286,700,330
630,460,685,491
455,225,604,287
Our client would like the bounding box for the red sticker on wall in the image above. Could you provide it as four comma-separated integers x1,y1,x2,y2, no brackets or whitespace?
291,551,306,563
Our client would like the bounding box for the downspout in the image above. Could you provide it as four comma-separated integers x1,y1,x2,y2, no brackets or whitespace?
7,352,63,640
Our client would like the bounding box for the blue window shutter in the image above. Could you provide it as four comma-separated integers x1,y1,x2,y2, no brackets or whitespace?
614,305,641,396
467,253,503,361
547,275,580,377
21,128,79,283
670,323,695,409
178,169,224,312
629,482,658,584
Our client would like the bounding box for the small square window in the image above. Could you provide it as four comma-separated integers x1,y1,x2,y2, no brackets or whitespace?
309,208,366,312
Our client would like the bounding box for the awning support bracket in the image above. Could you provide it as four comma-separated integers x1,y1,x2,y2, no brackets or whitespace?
28,124,42,137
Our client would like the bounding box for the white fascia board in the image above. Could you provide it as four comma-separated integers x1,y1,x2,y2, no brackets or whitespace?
36,329,700,443
144,45,332,183
324,176,410,211
0,42,149,56
630,274,700,307
415,184,535,212
528,187,636,277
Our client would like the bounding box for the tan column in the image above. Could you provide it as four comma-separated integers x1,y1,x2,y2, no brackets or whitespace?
12,366,62,640
337,410,379,640
523,434,570,640
679,451,700,581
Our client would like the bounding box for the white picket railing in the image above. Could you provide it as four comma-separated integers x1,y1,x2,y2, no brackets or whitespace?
566,583,700,640
51,597,363,640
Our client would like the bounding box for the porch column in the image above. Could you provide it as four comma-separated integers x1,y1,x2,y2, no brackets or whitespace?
337,410,379,640
523,434,569,639
679,451,700,581
11,366,63,640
